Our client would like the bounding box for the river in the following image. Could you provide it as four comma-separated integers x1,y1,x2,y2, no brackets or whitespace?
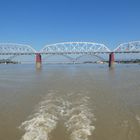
0,64,140,140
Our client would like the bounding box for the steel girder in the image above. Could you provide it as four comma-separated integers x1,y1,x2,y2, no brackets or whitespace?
114,41,140,53
0,43,36,55
40,42,111,54
0,41,140,55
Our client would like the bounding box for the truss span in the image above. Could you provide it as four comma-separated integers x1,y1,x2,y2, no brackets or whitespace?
40,42,111,54
0,43,36,55
114,41,140,53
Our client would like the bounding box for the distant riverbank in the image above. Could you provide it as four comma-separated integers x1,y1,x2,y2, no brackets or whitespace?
0,59,140,64
0,59,19,64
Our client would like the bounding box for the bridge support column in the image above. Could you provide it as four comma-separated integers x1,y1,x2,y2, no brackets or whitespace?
109,52,115,68
36,53,42,68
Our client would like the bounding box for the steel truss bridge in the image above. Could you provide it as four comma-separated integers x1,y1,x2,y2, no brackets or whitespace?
0,41,140,67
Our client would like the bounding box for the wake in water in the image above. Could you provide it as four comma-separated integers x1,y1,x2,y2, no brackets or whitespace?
64,93,96,140
136,115,140,124
20,91,96,140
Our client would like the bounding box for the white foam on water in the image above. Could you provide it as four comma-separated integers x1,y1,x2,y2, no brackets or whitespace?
136,115,140,124
20,114,58,140
64,93,96,140
20,91,63,140
20,91,96,140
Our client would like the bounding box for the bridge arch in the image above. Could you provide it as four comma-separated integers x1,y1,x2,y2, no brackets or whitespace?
40,42,111,54
0,43,36,54
114,41,140,52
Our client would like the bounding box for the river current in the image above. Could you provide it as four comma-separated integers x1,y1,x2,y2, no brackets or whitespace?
0,64,140,140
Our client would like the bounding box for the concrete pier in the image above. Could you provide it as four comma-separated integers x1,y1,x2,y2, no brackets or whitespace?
109,52,115,68
36,53,42,68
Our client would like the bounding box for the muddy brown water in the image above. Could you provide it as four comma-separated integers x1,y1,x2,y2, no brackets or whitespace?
0,64,140,140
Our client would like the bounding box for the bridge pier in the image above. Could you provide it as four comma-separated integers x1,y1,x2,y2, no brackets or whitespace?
36,53,42,68
109,52,115,68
